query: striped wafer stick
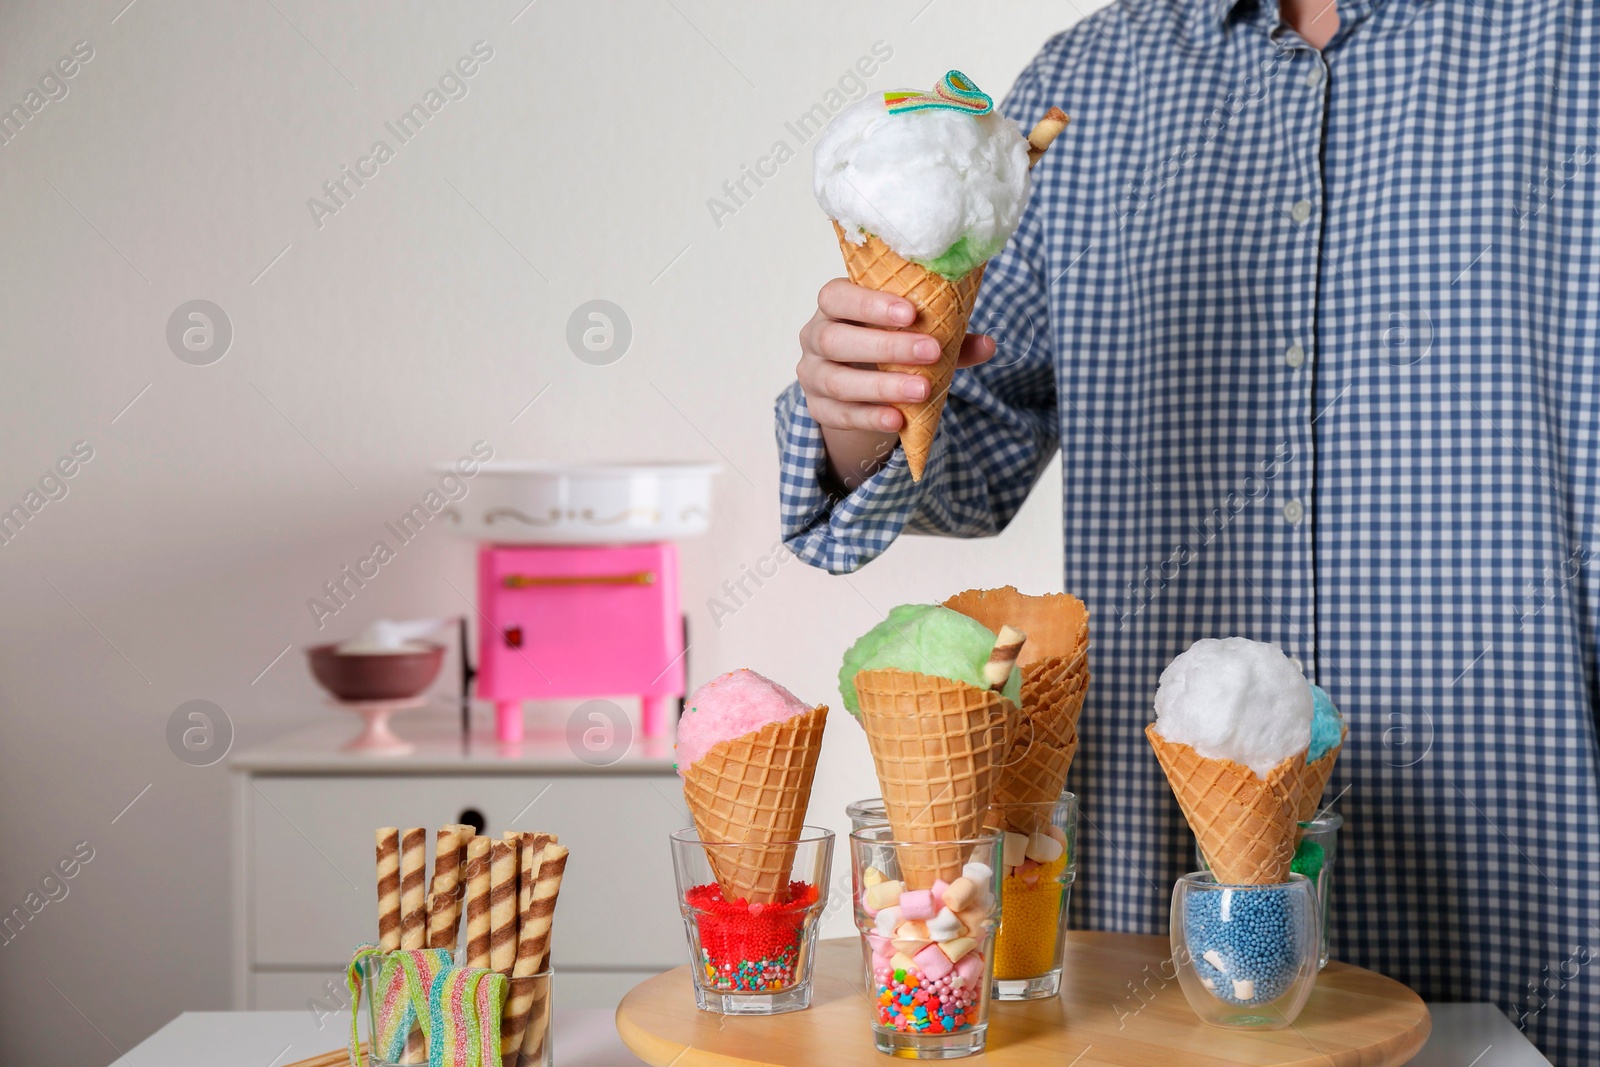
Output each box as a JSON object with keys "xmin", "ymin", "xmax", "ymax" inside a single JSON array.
[
  {"xmin": 399, "ymin": 827, "xmax": 427, "ymax": 950},
  {"xmin": 463, "ymin": 835, "xmax": 492, "ymax": 968},
  {"xmin": 985, "ymin": 625, "xmax": 1027, "ymax": 690},
  {"xmin": 375, "ymin": 828, "xmax": 401, "ymax": 950},
  {"xmin": 488, "ymin": 839, "xmax": 518, "ymax": 974},
  {"xmin": 500, "ymin": 833, "xmax": 552, "ymax": 1063},
  {"xmin": 426, "ymin": 826, "xmax": 464, "ymax": 951},
  {"xmin": 517, "ymin": 844, "xmax": 568, "ymax": 1064}
]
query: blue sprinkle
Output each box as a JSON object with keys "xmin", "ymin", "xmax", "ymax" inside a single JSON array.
[{"xmin": 1183, "ymin": 885, "xmax": 1309, "ymax": 1005}]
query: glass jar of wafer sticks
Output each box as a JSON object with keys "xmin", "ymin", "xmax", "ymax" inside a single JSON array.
[
  {"xmin": 984, "ymin": 793, "xmax": 1077, "ymax": 1000},
  {"xmin": 670, "ymin": 826, "xmax": 833, "ymax": 1015},
  {"xmin": 361, "ymin": 825, "xmax": 567, "ymax": 1065},
  {"xmin": 851, "ymin": 826, "xmax": 1003, "ymax": 1059}
]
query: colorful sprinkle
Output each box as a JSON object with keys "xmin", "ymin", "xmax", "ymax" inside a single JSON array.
[
  {"xmin": 689, "ymin": 880, "xmax": 818, "ymax": 992},
  {"xmin": 873, "ymin": 961, "xmax": 982, "ymax": 1033}
]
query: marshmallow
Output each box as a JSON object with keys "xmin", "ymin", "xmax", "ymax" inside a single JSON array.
[
  {"xmin": 874, "ymin": 905, "xmax": 903, "ymax": 937},
  {"xmin": 1232, "ymin": 978, "xmax": 1256, "ymax": 1001},
  {"xmin": 954, "ymin": 951, "xmax": 986, "ymax": 987},
  {"xmin": 860, "ymin": 888, "xmax": 879, "ymax": 918},
  {"xmin": 1203, "ymin": 949, "xmax": 1227, "ymax": 972},
  {"xmin": 955, "ymin": 906, "xmax": 989, "ymax": 935},
  {"xmin": 895, "ymin": 920, "xmax": 931, "ymax": 942},
  {"xmin": 1019, "ymin": 857, "xmax": 1039, "ymax": 875},
  {"xmin": 865, "ymin": 879, "xmax": 904, "ymax": 911},
  {"xmin": 1046, "ymin": 824, "xmax": 1068, "ymax": 846},
  {"xmin": 863, "ymin": 866, "xmax": 886, "ymax": 888},
  {"xmin": 941, "ymin": 877, "xmax": 978, "ymax": 912},
  {"xmin": 892, "ymin": 938, "xmax": 927, "ymax": 955},
  {"xmin": 890, "ymin": 951, "xmax": 917, "ymax": 972},
  {"xmin": 897, "ymin": 888, "xmax": 936, "ymax": 921},
  {"xmin": 1002, "ymin": 832, "xmax": 1028, "ymax": 868},
  {"xmin": 962, "ymin": 861, "xmax": 994, "ymax": 886},
  {"xmin": 926, "ymin": 907, "xmax": 962, "ymax": 941},
  {"xmin": 914, "ymin": 943, "xmax": 955, "ymax": 981},
  {"xmin": 1026, "ymin": 832, "xmax": 1064, "ymax": 864},
  {"xmin": 930, "ymin": 879, "xmax": 950, "ymax": 901},
  {"xmin": 868, "ymin": 932, "xmax": 892, "ymax": 958},
  {"xmin": 939, "ymin": 937, "xmax": 976, "ymax": 962}
]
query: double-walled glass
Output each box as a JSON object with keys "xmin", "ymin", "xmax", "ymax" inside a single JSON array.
[
  {"xmin": 1170, "ymin": 871, "xmax": 1319, "ymax": 1029},
  {"xmin": 669, "ymin": 826, "xmax": 833, "ymax": 1015},
  {"xmin": 984, "ymin": 794, "xmax": 1078, "ymax": 1000},
  {"xmin": 851, "ymin": 825, "xmax": 1003, "ymax": 1059}
]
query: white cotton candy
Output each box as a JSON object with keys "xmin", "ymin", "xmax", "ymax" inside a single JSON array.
[
  {"xmin": 1151, "ymin": 637, "xmax": 1312, "ymax": 776},
  {"xmin": 813, "ymin": 95, "xmax": 1031, "ymax": 267}
]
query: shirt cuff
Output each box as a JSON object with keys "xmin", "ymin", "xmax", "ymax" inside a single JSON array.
[{"xmin": 773, "ymin": 382, "xmax": 923, "ymax": 574}]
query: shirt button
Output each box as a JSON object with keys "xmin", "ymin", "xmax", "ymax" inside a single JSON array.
[
  {"xmin": 1291, "ymin": 200, "xmax": 1314, "ymax": 223},
  {"xmin": 1305, "ymin": 66, "xmax": 1324, "ymax": 88},
  {"xmin": 1285, "ymin": 344, "xmax": 1306, "ymax": 368},
  {"xmin": 1282, "ymin": 499, "xmax": 1305, "ymax": 524}
]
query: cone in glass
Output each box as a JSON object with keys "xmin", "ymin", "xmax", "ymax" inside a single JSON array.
[
  {"xmin": 854, "ymin": 668, "xmax": 1017, "ymax": 887},
  {"xmin": 681, "ymin": 705, "xmax": 828, "ymax": 904},
  {"xmin": 944, "ymin": 587, "xmax": 1090, "ymax": 831},
  {"xmin": 1145, "ymin": 725, "xmax": 1302, "ymax": 885},
  {"xmin": 1292, "ymin": 725, "xmax": 1347, "ymax": 826}
]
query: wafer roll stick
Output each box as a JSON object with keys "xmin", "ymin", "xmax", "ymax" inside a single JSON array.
[
  {"xmin": 1026, "ymin": 107, "xmax": 1070, "ymax": 167},
  {"xmin": 375, "ymin": 828, "xmax": 401, "ymax": 950},
  {"xmin": 399, "ymin": 828, "xmax": 427, "ymax": 950},
  {"xmin": 463, "ymin": 835, "xmax": 492, "ymax": 969},
  {"xmin": 517, "ymin": 978, "xmax": 553, "ymax": 1067},
  {"xmin": 489, "ymin": 840, "xmax": 518, "ymax": 974},
  {"xmin": 518, "ymin": 844, "xmax": 568, "ymax": 1063},
  {"xmin": 426, "ymin": 826, "xmax": 463, "ymax": 951},
  {"xmin": 514, "ymin": 834, "xmax": 552, "ymax": 976},
  {"xmin": 985, "ymin": 625, "xmax": 1027, "ymax": 690}
]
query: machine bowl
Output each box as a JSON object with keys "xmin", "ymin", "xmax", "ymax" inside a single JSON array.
[
  {"xmin": 306, "ymin": 643, "xmax": 446, "ymax": 702},
  {"xmin": 440, "ymin": 461, "xmax": 718, "ymax": 544}
]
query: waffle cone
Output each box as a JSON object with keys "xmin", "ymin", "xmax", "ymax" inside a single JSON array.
[
  {"xmin": 854, "ymin": 669, "xmax": 1017, "ymax": 887},
  {"xmin": 943, "ymin": 588, "xmax": 1091, "ymax": 823},
  {"xmin": 1145, "ymin": 726, "xmax": 1301, "ymax": 885},
  {"xmin": 1292, "ymin": 727, "xmax": 1346, "ymax": 825},
  {"xmin": 682, "ymin": 704, "xmax": 828, "ymax": 904},
  {"xmin": 832, "ymin": 222, "xmax": 986, "ymax": 481}
]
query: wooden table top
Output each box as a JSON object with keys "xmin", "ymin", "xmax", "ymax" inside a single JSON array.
[{"xmin": 615, "ymin": 933, "xmax": 1431, "ymax": 1067}]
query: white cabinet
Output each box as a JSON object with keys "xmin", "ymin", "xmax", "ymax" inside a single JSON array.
[{"xmin": 231, "ymin": 716, "xmax": 687, "ymax": 1012}]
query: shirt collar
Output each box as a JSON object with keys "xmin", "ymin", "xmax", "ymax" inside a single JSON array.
[{"xmin": 1211, "ymin": 0, "xmax": 1391, "ymax": 39}]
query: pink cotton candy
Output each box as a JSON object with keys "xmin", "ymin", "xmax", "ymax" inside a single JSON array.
[
  {"xmin": 675, "ymin": 668, "xmax": 813, "ymax": 775},
  {"xmin": 897, "ymin": 889, "xmax": 936, "ymax": 921},
  {"xmin": 914, "ymin": 944, "xmax": 955, "ymax": 981}
]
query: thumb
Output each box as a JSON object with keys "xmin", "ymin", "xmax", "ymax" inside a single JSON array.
[{"xmin": 955, "ymin": 333, "xmax": 996, "ymax": 368}]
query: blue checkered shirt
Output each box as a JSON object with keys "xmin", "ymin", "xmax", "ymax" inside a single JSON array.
[{"xmin": 775, "ymin": 0, "xmax": 1600, "ymax": 1059}]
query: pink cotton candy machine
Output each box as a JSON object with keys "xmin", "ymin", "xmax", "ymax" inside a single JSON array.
[{"xmin": 442, "ymin": 461, "xmax": 718, "ymax": 742}]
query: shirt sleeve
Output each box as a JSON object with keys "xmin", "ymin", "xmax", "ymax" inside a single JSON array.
[{"xmin": 773, "ymin": 66, "xmax": 1062, "ymax": 576}]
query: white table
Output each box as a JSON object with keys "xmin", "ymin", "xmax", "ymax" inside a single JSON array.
[
  {"xmin": 109, "ymin": 1009, "xmax": 636, "ymax": 1066},
  {"xmin": 111, "ymin": 1003, "xmax": 1547, "ymax": 1066}
]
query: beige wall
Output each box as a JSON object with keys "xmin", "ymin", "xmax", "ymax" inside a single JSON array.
[{"xmin": 0, "ymin": 1, "xmax": 1105, "ymax": 1062}]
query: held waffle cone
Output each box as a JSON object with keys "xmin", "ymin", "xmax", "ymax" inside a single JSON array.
[
  {"xmin": 1145, "ymin": 726, "xmax": 1302, "ymax": 885},
  {"xmin": 1292, "ymin": 726, "xmax": 1347, "ymax": 825},
  {"xmin": 944, "ymin": 588, "xmax": 1091, "ymax": 825},
  {"xmin": 833, "ymin": 221, "xmax": 985, "ymax": 481},
  {"xmin": 854, "ymin": 668, "xmax": 1017, "ymax": 887},
  {"xmin": 681, "ymin": 704, "xmax": 828, "ymax": 904}
]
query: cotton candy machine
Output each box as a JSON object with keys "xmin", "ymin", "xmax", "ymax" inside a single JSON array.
[{"xmin": 443, "ymin": 461, "xmax": 718, "ymax": 742}]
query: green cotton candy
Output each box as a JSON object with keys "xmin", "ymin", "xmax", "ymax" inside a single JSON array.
[
  {"xmin": 838, "ymin": 603, "xmax": 1021, "ymax": 718},
  {"xmin": 912, "ymin": 233, "xmax": 1004, "ymax": 282}
]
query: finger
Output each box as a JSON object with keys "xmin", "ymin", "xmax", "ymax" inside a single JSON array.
[
  {"xmin": 814, "ymin": 320, "xmax": 941, "ymax": 366},
  {"xmin": 818, "ymin": 279, "xmax": 916, "ymax": 328},
  {"xmin": 954, "ymin": 333, "xmax": 996, "ymax": 369},
  {"xmin": 808, "ymin": 394, "xmax": 905, "ymax": 434},
  {"xmin": 814, "ymin": 363, "xmax": 930, "ymax": 406}
]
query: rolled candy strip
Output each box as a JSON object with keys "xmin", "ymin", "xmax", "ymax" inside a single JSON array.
[
  {"xmin": 489, "ymin": 839, "xmax": 518, "ymax": 974},
  {"xmin": 426, "ymin": 826, "xmax": 463, "ymax": 951},
  {"xmin": 463, "ymin": 835, "xmax": 492, "ymax": 969},
  {"xmin": 399, "ymin": 828, "xmax": 427, "ymax": 950},
  {"xmin": 376, "ymin": 828, "xmax": 401, "ymax": 951},
  {"xmin": 985, "ymin": 625, "xmax": 1027, "ymax": 690}
]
